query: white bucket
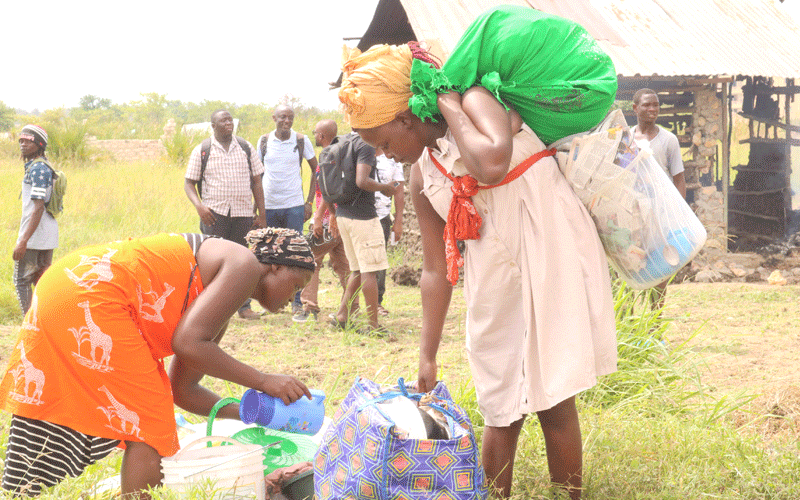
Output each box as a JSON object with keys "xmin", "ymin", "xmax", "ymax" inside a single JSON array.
[{"xmin": 161, "ymin": 435, "xmax": 266, "ymax": 499}]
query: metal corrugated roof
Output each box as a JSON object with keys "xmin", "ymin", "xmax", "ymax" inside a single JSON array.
[{"xmin": 392, "ymin": 0, "xmax": 800, "ymax": 78}]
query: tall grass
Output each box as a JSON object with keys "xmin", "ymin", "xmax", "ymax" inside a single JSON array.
[
  {"xmin": 0, "ymin": 139, "xmax": 18, "ymax": 162},
  {"xmin": 0, "ymin": 158, "xmax": 195, "ymax": 322}
]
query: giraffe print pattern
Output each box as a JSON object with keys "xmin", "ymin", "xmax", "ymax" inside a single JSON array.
[
  {"xmin": 64, "ymin": 249, "xmax": 117, "ymax": 290},
  {"xmin": 69, "ymin": 301, "xmax": 114, "ymax": 372},
  {"xmin": 97, "ymin": 385, "xmax": 141, "ymax": 438},
  {"xmin": 136, "ymin": 280, "xmax": 175, "ymax": 323},
  {"xmin": 8, "ymin": 341, "xmax": 45, "ymax": 405}
]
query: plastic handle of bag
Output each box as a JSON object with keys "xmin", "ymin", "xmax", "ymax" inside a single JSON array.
[
  {"xmin": 397, "ymin": 377, "xmax": 410, "ymax": 397},
  {"xmin": 356, "ymin": 390, "xmax": 424, "ymax": 412},
  {"xmin": 173, "ymin": 435, "xmax": 243, "ymax": 460},
  {"xmin": 206, "ymin": 397, "xmax": 241, "ymax": 443}
]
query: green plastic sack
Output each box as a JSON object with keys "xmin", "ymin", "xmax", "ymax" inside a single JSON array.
[{"xmin": 410, "ymin": 5, "xmax": 618, "ymax": 145}]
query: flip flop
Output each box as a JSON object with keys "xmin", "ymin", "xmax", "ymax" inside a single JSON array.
[{"xmin": 329, "ymin": 317, "xmax": 348, "ymax": 330}]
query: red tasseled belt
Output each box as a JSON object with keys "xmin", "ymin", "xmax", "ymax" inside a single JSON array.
[{"xmin": 428, "ymin": 147, "xmax": 557, "ymax": 285}]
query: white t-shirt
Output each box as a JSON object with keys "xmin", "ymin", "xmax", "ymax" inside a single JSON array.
[
  {"xmin": 373, "ymin": 154, "xmax": 405, "ymax": 219},
  {"xmin": 632, "ymin": 125, "xmax": 684, "ymax": 177},
  {"xmin": 259, "ymin": 130, "xmax": 315, "ymax": 209}
]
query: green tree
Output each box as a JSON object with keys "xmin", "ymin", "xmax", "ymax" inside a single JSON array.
[
  {"xmin": 79, "ymin": 94, "xmax": 112, "ymax": 111},
  {"xmin": 0, "ymin": 101, "xmax": 15, "ymax": 131}
]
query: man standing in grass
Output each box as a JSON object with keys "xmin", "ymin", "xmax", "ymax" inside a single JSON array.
[
  {"xmin": 320, "ymin": 132, "xmax": 396, "ymax": 336},
  {"xmin": 184, "ymin": 109, "xmax": 266, "ymax": 319},
  {"xmin": 257, "ymin": 104, "xmax": 318, "ymax": 316},
  {"xmin": 294, "ymin": 120, "xmax": 352, "ymax": 323},
  {"xmin": 13, "ymin": 125, "xmax": 58, "ymax": 316},
  {"xmin": 632, "ymin": 88, "xmax": 687, "ymax": 310}
]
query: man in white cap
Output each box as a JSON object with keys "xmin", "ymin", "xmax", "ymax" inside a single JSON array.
[{"xmin": 14, "ymin": 124, "xmax": 58, "ymax": 315}]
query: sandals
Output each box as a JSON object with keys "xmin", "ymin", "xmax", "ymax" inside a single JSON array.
[{"xmin": 329, "ymin": 317, "xmax": 348, "ymax": 330}]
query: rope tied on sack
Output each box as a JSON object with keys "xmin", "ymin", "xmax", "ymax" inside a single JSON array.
[{"xmin": 428, "ymin": 147, "xmax": 557, "ymax": 285}]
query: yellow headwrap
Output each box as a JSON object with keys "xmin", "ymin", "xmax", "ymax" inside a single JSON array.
[{"xmin": 339, "ymin": 44, "xmax": 414, "ymax": 129}]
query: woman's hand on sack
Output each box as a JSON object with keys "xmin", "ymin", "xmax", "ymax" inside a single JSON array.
[
  {"xmin": 418, "ymin": 358, "xmax": 438, "ymax": 393},
  {"xmin": 259, "ymin": 374, "xmax": 312, "ymax": 405}
]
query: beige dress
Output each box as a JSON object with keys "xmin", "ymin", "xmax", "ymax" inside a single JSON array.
[{"xmin": 420, "ymin": 125, "xmax": 617, "ymax": 426}]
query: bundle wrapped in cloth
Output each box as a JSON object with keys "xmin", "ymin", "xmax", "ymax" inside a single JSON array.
[
  {"xmin": 314, "ymin": 377, "xmax": 488, "ymax": 500},
  {"xmin": 552, "ymin": 110, "xmax": 707, "ymax": 289}
]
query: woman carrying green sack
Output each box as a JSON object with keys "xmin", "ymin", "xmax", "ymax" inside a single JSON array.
[
  {"xmin": 407, "ymin": 5, "xmax": 618, "ymax": 145},
  {"xmin": 339, "ymin": 5, "xmax": 618, "ymax": 499}
]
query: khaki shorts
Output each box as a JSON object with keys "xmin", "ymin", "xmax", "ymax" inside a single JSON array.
[{"xmin": 336, "ymin": 216, "xmax": 389, "ymax": 273}]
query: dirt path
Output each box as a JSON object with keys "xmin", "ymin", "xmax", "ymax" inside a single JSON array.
[{"xmin": 666, "ymin": 283, "xmax": 800, "ymax": 438}]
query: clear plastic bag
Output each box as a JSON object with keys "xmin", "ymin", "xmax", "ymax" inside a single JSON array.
[{"xmin": 554, "ymin": 110, "xmax": 707, "ymax": 289}]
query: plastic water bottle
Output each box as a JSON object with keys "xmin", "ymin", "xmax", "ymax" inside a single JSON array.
[{"xmin": 239, "ymin": 389, "xmax": 326, "ymax": 435}]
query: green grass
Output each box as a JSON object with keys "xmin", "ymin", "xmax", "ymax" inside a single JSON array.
[{"xmin": 1, "ymin": 157, "xmax": 799, "ymax": 499}]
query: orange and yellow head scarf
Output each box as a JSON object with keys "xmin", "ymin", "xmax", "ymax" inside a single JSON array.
[{"xmin": 339, "ymin": 44, "xmax": 414, "ymax": 129}]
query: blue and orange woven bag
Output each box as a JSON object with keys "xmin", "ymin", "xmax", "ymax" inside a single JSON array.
[{"xmin": 314, "ymin": 377, "xmax": 488, "ymax": 499}]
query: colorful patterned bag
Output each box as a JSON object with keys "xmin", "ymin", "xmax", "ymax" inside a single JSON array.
[{"xmin": 314, "ymin": 377, "xmax": 488, "ymax": 500}]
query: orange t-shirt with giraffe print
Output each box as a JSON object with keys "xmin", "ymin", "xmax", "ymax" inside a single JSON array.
[{"xmin": 0, "ymin": 233, "xmax": 204, "ymax": 457}]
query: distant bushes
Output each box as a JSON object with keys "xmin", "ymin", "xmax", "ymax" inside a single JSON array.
[
  {"xmin": 161, "ymin": 128, "xmax": 203, "ymax": 165},
  {"xmin": 46, "ymin": 118, "xmax": 93, "ymax": 163}
]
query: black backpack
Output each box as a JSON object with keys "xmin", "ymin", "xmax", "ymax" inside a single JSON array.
[
  {"xmin": 317, "ymin": 134, "xmax": 360, "ymax": 205},
  {"xmin": 198, "ymin": 137, "xmax": 253, "ymax": 198}
]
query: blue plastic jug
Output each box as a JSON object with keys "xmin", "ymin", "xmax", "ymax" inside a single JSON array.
[{"xmin": 239, "ymin": 389, "xmax": 326, "ymax": 435}]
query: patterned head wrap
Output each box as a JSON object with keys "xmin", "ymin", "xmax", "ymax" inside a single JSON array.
[
  {"xmin": 339, "ymin": 42, "xmax": 445, "ymax": 129},
  {"xmin": 19, "ymin": 124, "xmax": 48, "ymax": 151},
  {"xmin": 339, "ymin": 44, "xmax": 415, "ymax": 128},
  {"xmin": 246, "ymin": 228, "xmax": 315, "ymax": 271}
]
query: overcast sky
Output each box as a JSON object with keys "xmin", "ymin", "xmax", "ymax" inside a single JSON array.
[
  {"xmin": 5, "ymin": 0, "xmax": 800, "ymax": 114},
  {"xmin": 2, "ymin": 0, "xmax": 380, "ymax": 112}
]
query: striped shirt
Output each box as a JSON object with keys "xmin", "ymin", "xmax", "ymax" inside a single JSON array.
[
  {"xmin": 185, "ymin": 136, "xmax": 264, "ymax": 217},
  {"xmin": 180, "ymin": 232, "xmax": 217, "ymax": 256}
]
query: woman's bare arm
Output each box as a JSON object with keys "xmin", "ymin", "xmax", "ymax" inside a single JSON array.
[
  {"xmin": 170, "ymin": 239, "xmax": 309, "ymax": 413},
  {"xmin": 410, "ymin": 162, "xmax": 453, "ymax": 393},
  {"xmin": 437, "ymin": 87, "xmax": 522, "ymax": 185}
]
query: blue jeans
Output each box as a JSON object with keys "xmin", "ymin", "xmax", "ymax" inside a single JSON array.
[{"xmin": 264, "ymin": 205, "xmax": 305, "ymax": 307}]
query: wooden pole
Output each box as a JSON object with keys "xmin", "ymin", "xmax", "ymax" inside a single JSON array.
[
  {"xmin": 785, "ymin": 79, "xmax": 793, "ymax": 213},
  {"xmin": 722, "ymin": 81, "xmax": 730, "ymax": 246}
]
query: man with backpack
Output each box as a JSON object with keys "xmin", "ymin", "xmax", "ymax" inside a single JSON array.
[
  {"xmin": 13, "ymin": 125, "xmax": 58, "ymax": 316},
  {"xmin": 257, "ymin": 104, "xmax": 318, "ymax": 315},
  {"xmin": 314, "ymin": 127, "xmax": 396, "ymax": 336},
  {"xmin": 293, "ymin": 119, "xmax": 352, "ymax": 323},
  {"xmin": 184, "ymin": 109, "xmax": 266, "ymax": 319}
]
